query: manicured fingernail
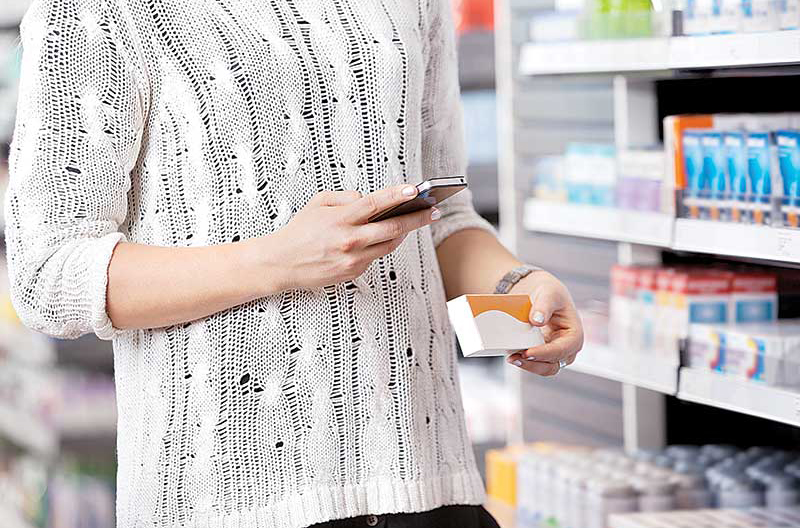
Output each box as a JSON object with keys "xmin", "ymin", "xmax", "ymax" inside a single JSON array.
[
  {"xmin": 402, "ymin": 186, "xmax": 416, "ymax": 197},
  {"xmin": 513, "ymin": 359, "xmax": 523, "ymax": 367},
  {"xmin": 525, "ymin": 356, "xmax": 537, "ymax": 361},
  {"xmin": 430, "ymin": 207, "xmax": 441, "ymax": 221},
  {"xmin": 533, "ymin": 311, "xmax": 545, "ymax": 324}
]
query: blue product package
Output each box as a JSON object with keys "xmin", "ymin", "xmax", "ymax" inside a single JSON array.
[
  {"xmin": 683, "ymin": 130, "xmax": 707, "ymax": 219},
  {"xmin": 724, "ymin": 131, "xmax": 750, "ymax": 223},
  {"xmin": 747, "ymin": 132, "xmax": 775, "ymax": 225},
  {"xmin": 777, "ymin": 130, "xmax": 800, "ymax": 228},
  {"xmin": 702, "ymin": 131, "xmax": 728, "ymax": 221}
]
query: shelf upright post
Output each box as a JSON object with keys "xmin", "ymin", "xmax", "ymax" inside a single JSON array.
[{"xmin": 613, "ymin": 75, "xmax": 658, "ymax": 150}]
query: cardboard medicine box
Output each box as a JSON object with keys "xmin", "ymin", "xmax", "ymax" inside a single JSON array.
[{"xmin": 447, "ymin": 294, "xmax": 544, "ymax": 357}]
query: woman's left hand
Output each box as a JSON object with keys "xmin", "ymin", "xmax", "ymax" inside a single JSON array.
[{"xmin": 505, "ymin": 270, "xmax": 584, "ymax": 376}]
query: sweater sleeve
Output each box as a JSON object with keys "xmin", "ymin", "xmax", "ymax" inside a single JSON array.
[
  {"xmin": 421, "ymin": 0, "xmax": 496, "ymax": 247},
  {"xmin": 5, "ymin": 0, "xmax": 146, "ymax": 340}
]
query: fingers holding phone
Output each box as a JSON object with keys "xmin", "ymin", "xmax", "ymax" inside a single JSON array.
[{"xmin": 272, "ymin": 180, "xmax": 459, "ymax": 290}]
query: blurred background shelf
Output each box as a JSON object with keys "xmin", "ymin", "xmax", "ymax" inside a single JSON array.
[
  {"xmin": 0, "ymin": 402, "xmax": 56, "ymax": 456},
  {"xmin": 570, "ymin": 343, "xmax": 679, "ymax": 395},
  {"xmin": 519, "ymin": 30, "xmax": 800, "ymax": 76},
  {"xmin": 678, "ymin": 367, "xmax": 800, "ymax": 428},
  {"xmin": 0, "ymin": 503, "xmax": 37, "ymax": 528},
  {"xmin": 522, "ymin": 199, "xmax": 674, "ymax": 246}
]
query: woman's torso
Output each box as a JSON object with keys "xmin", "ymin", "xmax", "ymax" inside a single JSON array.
[{"xmin": 103, "ymin": 1, "xmax": 481, "ymax": 526}]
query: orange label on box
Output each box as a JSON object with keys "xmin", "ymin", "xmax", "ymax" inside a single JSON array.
[{"xmin": 464, "ymin": 294, "xmax": 531, "ymax": 323}]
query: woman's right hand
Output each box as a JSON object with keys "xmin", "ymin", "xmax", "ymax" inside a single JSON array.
[{"xmin": 261, "ymin": 185, "xmax": 440, "ymax": 291}]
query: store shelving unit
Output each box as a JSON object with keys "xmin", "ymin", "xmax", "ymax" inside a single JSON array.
[
  {"xmin": 497, "ymin": 0, "xmax": 800, "ymax": 454},
  {"xmin": 519, "ymin": 30, "xmax": 800, "ymax": 75}
]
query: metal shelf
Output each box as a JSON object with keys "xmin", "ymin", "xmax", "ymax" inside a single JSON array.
[
  {"xmin": 523, "ymin": 199, "xmax": 674, "ymax": 246},
  {"xmin": 524, "ymin": 200, "xmax": 800, "ymax": 264},
  {"xmin": 571, "ymin": 350, "xmax": 800, "ymax": 427},
  {"xmin": 519, "ymin": 30, "xmax": 800, "ymax": 76},
  {"xmin": 571, "ymin": 343, "xmax": 679, "ymax": 395},
  {"xmin": 678, "ymin": 367, "xmax": 800, "ymax": 428},
  {"xmin": 673, "ymin": 219, "xmax": 800, "ymax": 264}
]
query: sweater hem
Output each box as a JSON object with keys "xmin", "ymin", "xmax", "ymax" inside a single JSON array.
[{"xmin": 177, "ymin": 470, "xmax": 486, "ymax": 528}]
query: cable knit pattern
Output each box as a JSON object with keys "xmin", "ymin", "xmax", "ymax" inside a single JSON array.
[{"xmin": 6, "ymin": 0, "xmax": 494, "ymax": 526}]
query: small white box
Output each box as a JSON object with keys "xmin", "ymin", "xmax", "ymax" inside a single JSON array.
[{"xmin": 447, "ymin": 294, "xmax": 545, "ymax": 357}]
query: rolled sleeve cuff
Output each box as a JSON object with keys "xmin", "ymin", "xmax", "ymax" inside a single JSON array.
[{"xmin": 88, "ymin": 232, "xmax": 126, "ymax": 340}]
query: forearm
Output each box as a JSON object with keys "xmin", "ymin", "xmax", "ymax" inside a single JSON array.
[
  {"xmin": 107, "ymin": 236, "xmax": 285, "ymax": 330},
  {"xmin": 436, "ymin": 228, "xmax": 522, "ymax": 299}
]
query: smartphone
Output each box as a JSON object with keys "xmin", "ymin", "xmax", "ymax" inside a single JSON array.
[{"xmin": 368, "ymin": 176, "xmax": 467, "ymax": 222}]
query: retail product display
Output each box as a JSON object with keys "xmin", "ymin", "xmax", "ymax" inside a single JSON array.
[
  {"xmin": 666, "ymin": 113, "xmax": 800, "ymax": 226},
  {"xmin": 506, "ymin": 443, "xmax": 800, "ymax": 528},
  {"xmin": 682, "ymin": 0, "xmax": 800, "ymax": 34},
  {"xmin": 688, "ymin": 320, "xmax": 800, "ymax": 386},
  {"xmin": 610, "ymin": 264, "xmax": 778, "ymax": 361},
  {"xmin": 531, "ymin": 144, "xmax": 670, "ymax": 213},
  {"xmin": 448, "ymin": 294, "xmax": 544, "ymax": 357}
]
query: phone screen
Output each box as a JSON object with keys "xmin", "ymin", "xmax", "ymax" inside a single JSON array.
[{"xmin": 368, "ymin": 178, "xmax": 467, "ymax": 222}]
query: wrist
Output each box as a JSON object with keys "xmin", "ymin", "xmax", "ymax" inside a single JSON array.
[{"xmin": 239, "ymin": 233, "xmax": 294, "ymax": 297}]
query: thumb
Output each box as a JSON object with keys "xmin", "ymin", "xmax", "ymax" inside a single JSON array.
[{"xmin": 528, "ymin": 287, "xmax": 561, "ymax": 327}]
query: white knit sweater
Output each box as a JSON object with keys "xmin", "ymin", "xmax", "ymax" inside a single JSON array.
[{"xmin": 6, "ymin": 0, "xmax": 495, "ymax": 526}]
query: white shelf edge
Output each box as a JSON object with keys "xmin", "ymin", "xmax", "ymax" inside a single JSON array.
[
  {"xmin": 519, "ymin": 30, "xmax": 800, "ymax": 76},
  {"xmin": 678, "ymin": 367, "xmax": 800, "ymax": 427},
  {"xmin": 523, "ymin": 199, "xmax": 674, "ymax": 246},
  {"xmin": 0, "ymin": 403, "xmax": 56, "ymax": 456},
  {"xmin": 673, "ymin": 219, "xmax": 800, "ymax": 264},
  {"xmin": 571, "ymin": 343, "xmax": 679, "ymax": 395}
]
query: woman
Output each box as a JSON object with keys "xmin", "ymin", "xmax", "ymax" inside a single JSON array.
[{"xmin": 6, "ymin": 0, "xmax": 583, "ymax": 526}]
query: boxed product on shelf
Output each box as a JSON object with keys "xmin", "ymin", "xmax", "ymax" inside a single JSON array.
[
  {"xmin": 732, "ymin": 272, "xmax": 778, "ymax": 323},
  {"xmin": 610, "ymin": 265, "xmax": 777, "ymax": 361},
  {"xmin": 564, "ymin": 143, "xmax": 617, "ymax": 206},
  {"xmin": 682, "ymin": 0, "xmax": 793, "ymax": 34},
  {"xmin": 531, "ymin": 155, "xmax": 567, "ymax": 202},
  {"xmin": 616, "ymin": 148, "xmax": 665, "ymax": 212},
  {"xmin": 747, "ymin": 131, "xmax": 781, "ymax": 225},
  {"xmin": 688, "ymin": 320, "xmax": 800, "ymax": 386},
  {"xmin": 779, "ymin": 0, "xmax": 800, "ymax": 29},
  {"xmin": 667, "ymin": 113, "xmax": 800, "ymax": 226},
  {"xmin": 610, "ymin": 264, "xmax": 648, "ymax": 353},
  {"xmin": 778, "ymin": 130, "xmax": 800, "ymax": 227},
  {"xmin": 725, "ymin": 130, "xmax": 751, "ymax": 222}
]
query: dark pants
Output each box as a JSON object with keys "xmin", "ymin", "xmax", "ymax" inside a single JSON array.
[{"xmin": 309, "ymin": 505, "xmax": 501, "ymax": 528}]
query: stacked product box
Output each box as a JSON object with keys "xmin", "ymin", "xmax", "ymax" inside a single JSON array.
[
  {"xmin": 512, "ymin": 443, "xmax": 800, "ymax": 528},
  {"xmin": 610, "ymin": 265, "xmax": 777, "ymax": 360},
  {"xmin": 688, "ymin": 320, "xmax": 800, "ymax": 386},
  {"xmin": 531, "ymin": 144, "xmax": 669, "ymax": 213},
  {"xmin": 665, "ymin": 113, "xmax": 800, "ymax": 227}
]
